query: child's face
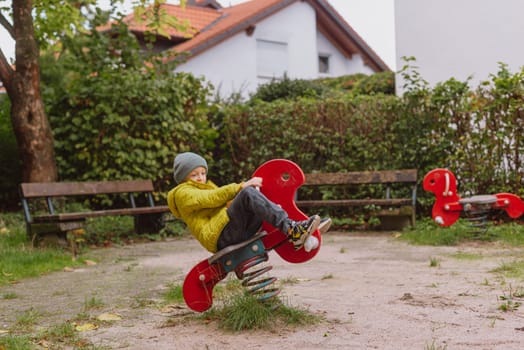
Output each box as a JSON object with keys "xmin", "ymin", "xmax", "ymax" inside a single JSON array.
[{"xmin": 186, "ymin": 166, "xmax": 207, "ymax": 184}]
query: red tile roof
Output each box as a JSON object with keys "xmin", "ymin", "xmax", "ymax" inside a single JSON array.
[
  {"xmin": 117, "ymin": 0, "xmax": 389, "ymax": 72},
  {"xmin": 116, "ymin": 5, "xmax": 222, "ymax": 39}
]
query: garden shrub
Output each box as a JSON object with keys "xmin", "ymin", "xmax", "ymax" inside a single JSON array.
[
  {"xmin": 249, "ymin": 74, "xmax": 328, "ymax": 103},
  {"xmin": 40, "ymin": 19, "xmax": 217, "ymax": 195},
  {"xmin": 213, "ymin": 62, "xmax": 524, "ymax": 219}
]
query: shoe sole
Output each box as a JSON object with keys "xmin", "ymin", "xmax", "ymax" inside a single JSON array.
[
  {"xmin": 294, "ymin": 215, "xmax": 320, "ymax": 250},
  {"xmin": 318, "ymin": 218, "xmax": 332, "ymax": 235}
]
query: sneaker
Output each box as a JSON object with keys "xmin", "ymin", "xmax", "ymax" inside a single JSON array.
[
  {"xmin": 288, "ymin": 215, "xmax": 320, "ymax": 250},
  {"xmin": 303, "ymin": 218, "xmax": 332, "ymax": 252},
  {"xmin": 318, "ymin": 217, "xmax": 332, "ymax": 235},
  {"xmin": 304, "ymin": 235, "xmax": 319, "ymax": 252}
]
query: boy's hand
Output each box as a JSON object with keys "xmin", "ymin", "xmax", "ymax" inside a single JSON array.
[{"xmin": 242, "ymin": 177, "xmax": 263, "ymax": 189}]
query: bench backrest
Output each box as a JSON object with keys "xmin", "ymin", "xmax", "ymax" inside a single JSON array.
[
  {"xmin": 20, "ymin": 180, "xmax": 155, "ymax": 198},
  {"xmin": 304, "ymin": 169, "xmax": 417, "ymax": 186}
]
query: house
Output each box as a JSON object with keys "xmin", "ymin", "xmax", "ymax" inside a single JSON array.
[
  {"xmin": 116, "ymin": 0, "xmax": 389, "ymax": 98},
  {"xmin": 395, "ymin": 0, "xmax": 524, "ymax": 93}
]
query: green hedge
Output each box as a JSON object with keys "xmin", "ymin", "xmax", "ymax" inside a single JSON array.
[
  {"xmin": 1, "ymin": 61, "xmax": 523, "ymax": 218},
  {"xmin": 210, "ymin": 64, "xmax": 523, "ymax": 217}
]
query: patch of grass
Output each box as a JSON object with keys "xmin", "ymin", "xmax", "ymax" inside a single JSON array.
[
  {"xmin": 487, "ymin": 222, "xmax": 524, "ymax": 246},
  {"xmin": 498, "ymin": 295, "xmax": 522, "ymax": 312},
  {"xmin": 0, "ymin": 212, "xmax": 187, "ymax": 287},
  {"xmin": 163, "ymin": 283, "xmax": 184, "ymax": 303},
  {"xmin": 202, "ymin": 292, "xmax": 321, "ymax": 332},
  {"xmin": 2, "ymin": 292, "xmax": 19, "ymax": 300},
  {"xmin": 449, "ymin": 251, "xmax": 484, "ymax": 260},
  {"xmin": 491, "ymin": 260, "xmax": 524, "ymax": 280},
  {"xmin": 83, "ymin": 296, "xmax": 105, "ymax": 311},
  {"xmin": 13, "ymin": 308, "xmax": 40, "ymax": 332},
  {"xmin": 0, "ymin": 213, "xmax": 83, "ymax": 286},
  {"xmin": 497, "ymin": 285, "xmax": 524, "ymax": 312},
  {"xmin": 132, "ymin": 295, "xmax": 156, "ymax": 308},
  {"xmin": 429, "ymin": 257, "xmax": 440, "ymax": 267},
  {"xmin": 279, "ymin": 276, "xmax": 300, "ymax": 285},
  {"xmin": 39, "ymin": 321, "xmax": 77, "ymax": 344},
  {"xmin": 212, "ymin": 277, "xmax": 244, "ymax": 298},
  {"xmin": 425, "ymin": 339, "xmax": 448, "ymax": 350},
  {"xmin": 498, "ymin": 298, "xmax": 521, "ymax": 312},
  {"xmin": 0, "ymin": 334, "xmax": 33, "ymax": 350},
  {"xmin": 2, "ymin": 321, "xmax": 104, "ymax": 350},
  {"xmin": 399, "ymin": 218, "xmax": 524, "ymax": 247}
]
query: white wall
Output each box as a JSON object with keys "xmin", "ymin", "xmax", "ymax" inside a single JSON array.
[
  {"xmin": 176, "ymin": 1, "xmax": 316, "ymax": 99},
  {"xmin": 177, "ymin": 1, "xmax": 377, "ymax": 99},
  {"xmin": 317, "ymin": 31, "xmax": 374, "ymax": 77},
  {"xmin": 395, "ymin": 0, "xmax": 524, "ymax": 93}
]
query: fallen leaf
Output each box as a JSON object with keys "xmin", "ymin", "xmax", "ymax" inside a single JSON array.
[
  {"xmin": 159, "ymin": 305, "xmax": 184, "ymax": 313},
  {"xmin": 63, "ymin": 267, "xmax": 75, "ymax": 272},
  {"xmin": 84, "ymin": 260, "xmax": 97, "ymax": 266},
  {"xmin": 75, "ymin": 323, "xmax": 98, "ymax": 332},
  {"xmin": 97, "ymin": 312, "xmax": 122, "ymax": 321},
  {"xmin": 159, "ymin": 306, "xmax": 174, "ymax": 313},
  {"xmin": 71, "ymin": 228, "xmax": 86, "ymax": 236},
  {"xmin": 0, "ymin": 329, "xmax": 9, "ymax": 334},
  {"xmin": 37, "ymin": 339, "xmax": 51, "ymax": 348},
  {"xmin": 0, "ymin": 227, "xmax": 9, "ymax": 234}
]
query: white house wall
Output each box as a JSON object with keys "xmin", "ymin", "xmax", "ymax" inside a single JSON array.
[
  {"xmin": 176, "ymin": 1, "xmax": 378, "ymax": 99},
  {"xmin": 317, "ymin": 31, "xmax": 374, "ymax": 76},
  {"xmin": 395, "ymin": 0, "xmax": 524, "ymax": 93}
]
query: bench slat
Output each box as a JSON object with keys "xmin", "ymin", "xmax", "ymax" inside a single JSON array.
[
  {"xmin": 32, "ymin": 205, "xmax": 170, "ymax": 223},
  {"xmin": 304, "ymin": 169, "xmax": 417, "ymax": 186},
  {"xmin": 297, "ymin": 198, "xmax": 412, "ymax": 208},
  {"xmin": 20, "ymin": 180, "xmax": 155, "ymax": 198}
]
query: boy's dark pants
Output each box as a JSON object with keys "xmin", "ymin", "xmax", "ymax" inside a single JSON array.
[{"xmin": 217, "ymin": 187, "xmax": 290, "ymax": 250}]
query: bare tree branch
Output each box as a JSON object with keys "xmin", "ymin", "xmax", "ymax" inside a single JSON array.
[
  {"xmin": 0, "ymin": 46, "xmax": 14, "ymax": 93},
  {"xmin": 0, "ymin": 11, "xmax": 14, "ymax": 38}
]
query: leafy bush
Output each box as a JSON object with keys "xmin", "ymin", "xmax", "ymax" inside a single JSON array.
[
  {"xmin": 314, "ymin": 71, "xmax": 395, "ymax": 95},
  {"xmin": 214, "ymin": 94, "xmax": 412, "ymax": 181},
  {"xmin": 249, "ymin": 74, "xmax": 328, "ymax": 102},
  {"xmin": 211, "ymin": 61, "xmax": 524, "ymax": 220}
]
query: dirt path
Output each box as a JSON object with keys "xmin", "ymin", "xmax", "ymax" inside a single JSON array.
[{"xmin": 2, "ymin": 232, "xmax": 524, "ymax": 349}]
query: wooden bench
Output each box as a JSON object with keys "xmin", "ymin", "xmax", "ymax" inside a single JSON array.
[
  {"xmin": 19, "ymin": 180, "xmax": 170, "ymax": 243},
  {"xmin": 296, "ymin": 169, "xmax": 418, "ymax": 228}
]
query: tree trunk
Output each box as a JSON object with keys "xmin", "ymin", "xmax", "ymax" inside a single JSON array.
[{"xmin": 8, "ymin": 0, "xmax": 57, "ymax": 182}]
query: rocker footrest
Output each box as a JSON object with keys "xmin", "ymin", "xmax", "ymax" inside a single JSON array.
[{"xmin": 208, "ymin": 231, "xmax": 267, "ymax": 273}]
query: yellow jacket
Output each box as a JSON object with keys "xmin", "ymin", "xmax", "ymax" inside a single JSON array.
[{"xmin": 167, "ymin": 180, "xmax": 242, "ymax": 253}]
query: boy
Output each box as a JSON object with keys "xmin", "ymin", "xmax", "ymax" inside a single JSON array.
[{"xmin": 167, "ymin": 152, "xmax": 327, "ymax": 254}]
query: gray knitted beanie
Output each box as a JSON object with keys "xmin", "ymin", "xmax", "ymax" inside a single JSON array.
[{"xmin": 173, "ymin": 152, "xmax": 208, "ymax": 184}]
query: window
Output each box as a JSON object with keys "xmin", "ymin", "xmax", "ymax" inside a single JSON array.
[
  {"xmin": 256, "ymin": 39, "xmax": 288, "ymax": 79},
  {"xmin": 318, "ymin": 54, "xmax": 330, "ymax": 73}
]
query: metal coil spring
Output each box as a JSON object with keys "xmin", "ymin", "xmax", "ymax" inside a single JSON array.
[
  {"xmin": 463, "ymin": 204, "xmax": 491, "ymax": 237},
  {"xmin": 234, "ymin": 253, "xmax": 280, "ymax": 302}
]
